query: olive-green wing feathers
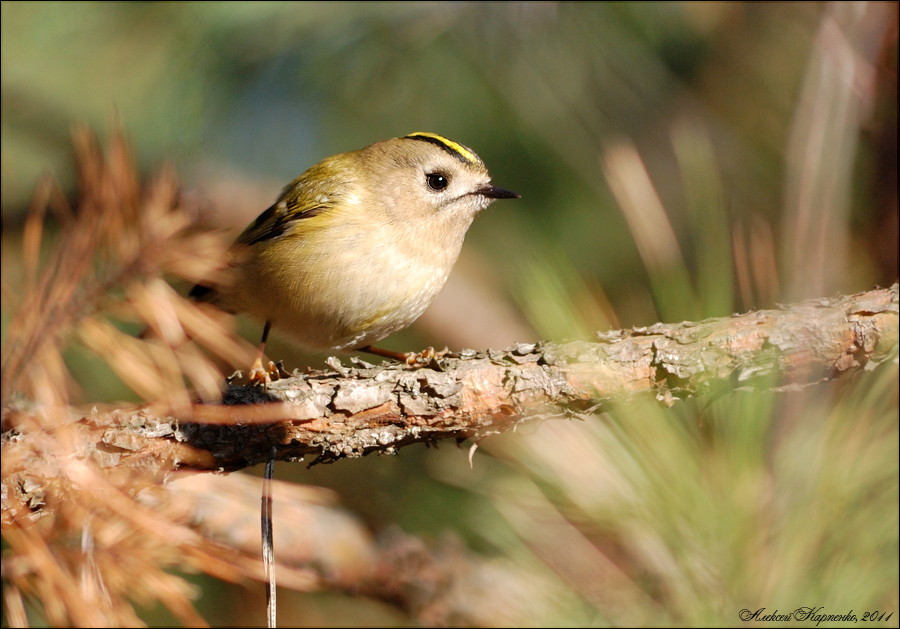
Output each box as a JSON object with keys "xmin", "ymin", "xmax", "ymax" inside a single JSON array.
[
  {"xmin": 189, "ymin": 182, "xmax": 331, "ymax": 301},
  {"xmin": 235, "ymin": 199, "xmax": 329, "ymax": 247}
]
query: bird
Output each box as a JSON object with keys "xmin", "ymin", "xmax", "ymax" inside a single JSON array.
[{"xmin": 190, "ymin": 132, "xmax": 519, "ymax": 382}]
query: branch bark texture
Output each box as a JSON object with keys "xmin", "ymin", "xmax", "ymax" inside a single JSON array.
[{"xmin": 3, "ymin": 285, "xmax": 897, "ymax": 511}]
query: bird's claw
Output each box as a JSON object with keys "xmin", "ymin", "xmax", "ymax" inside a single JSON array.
[
  {"xmin": 403, "ymin": 346, "xmax": 450, "ymax": 366},
  {"xmin": 248, "ymin": 359, "xmax": 289, "ymax": 387}
]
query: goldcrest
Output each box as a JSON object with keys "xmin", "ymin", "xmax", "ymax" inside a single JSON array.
[{"xmin": 192, "ymin": 133, "xmax": 518, "ymax": 362}]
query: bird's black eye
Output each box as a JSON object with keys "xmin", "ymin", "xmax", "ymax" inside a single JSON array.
[{"xmin": 426, "ymin": 173, "xmax": 449, "ymax": 191}]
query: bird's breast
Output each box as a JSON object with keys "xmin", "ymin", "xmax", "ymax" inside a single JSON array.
[{"xmin": 239, "ymin": 220, "xmax": 463, "ymax": 351}]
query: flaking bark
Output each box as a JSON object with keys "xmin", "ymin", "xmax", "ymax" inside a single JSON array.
[{"xmin": 2, "ymin": 284, "xmax": 897, "ymax": 523}]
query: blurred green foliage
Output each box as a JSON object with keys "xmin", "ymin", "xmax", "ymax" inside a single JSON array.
[{"xmin": 3, "ymin": 2, "xmax": 897, "ymax": 626}]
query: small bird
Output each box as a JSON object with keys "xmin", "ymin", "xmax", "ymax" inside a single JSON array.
[{"xmin": 191, "ymin": 132, "xmax": 518, "ymax": 380}]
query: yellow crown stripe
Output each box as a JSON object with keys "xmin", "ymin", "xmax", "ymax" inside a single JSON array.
[{"xmin": 403, "ymin": 132, "xmax": 480, "ymax": 165}]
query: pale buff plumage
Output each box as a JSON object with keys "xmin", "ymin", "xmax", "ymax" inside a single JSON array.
[{"xmin": 193, "ymin": 133, "xmax": 518, "ymax": 354}]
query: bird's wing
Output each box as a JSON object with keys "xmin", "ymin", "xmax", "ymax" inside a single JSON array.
[{"xmin": 234, "ymin": 199, "xmax": 329, "ymax": 247}]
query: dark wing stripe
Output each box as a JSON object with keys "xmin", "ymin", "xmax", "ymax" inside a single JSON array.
[{"xmin": 236, "ymin": 204, "xmax": 328, "ymax": 247}]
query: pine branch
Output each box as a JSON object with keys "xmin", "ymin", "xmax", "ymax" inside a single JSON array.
[{"xmin": 3, "ymin": 285, "xmax": 896, "ymax": 518}]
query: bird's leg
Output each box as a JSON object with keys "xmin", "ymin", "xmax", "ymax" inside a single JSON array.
[
  {"xmin": 248, "ymin": 320, "xmax": 273, "ymax": 387},
  {"xmin": 358, "ymin": 345, "xmax": 408, "ymax": 362},
  {"xmin": 359, "ymin": 345, "xmax": 449, "ymax": 366}
]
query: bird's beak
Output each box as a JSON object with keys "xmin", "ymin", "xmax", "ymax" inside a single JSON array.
[{"xmin": 478, "ymin": 184, "xmax": 520, "ymax": 200}]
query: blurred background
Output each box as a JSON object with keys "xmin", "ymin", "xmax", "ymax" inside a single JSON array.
[{"xmin": 2, "ymin": 2, "xmax": 897, "ymax": 626}]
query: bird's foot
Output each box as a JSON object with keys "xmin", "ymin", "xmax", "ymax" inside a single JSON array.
[
  {"xmin": 359, "ymin": 345, "xmax": 451, "ymax": 367},
  {"xmin": 248, "ymin": 359, "xmax": 290, "ymax": 387},
  {"xmin": 403, "ymin": 346, "xmax": 451, "ymax": 366}
]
